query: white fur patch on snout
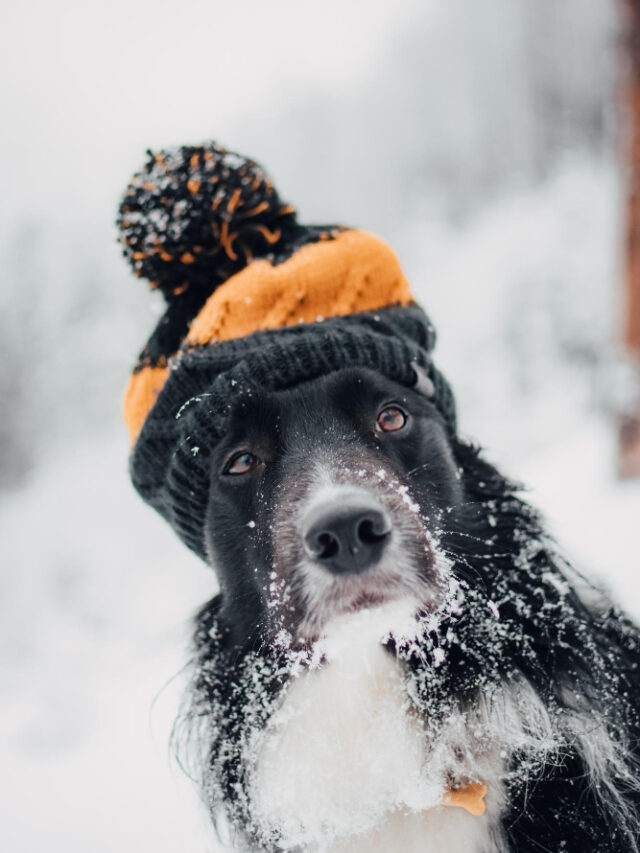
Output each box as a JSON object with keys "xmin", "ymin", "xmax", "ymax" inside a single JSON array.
[
  {"xmin": 300, "ymin": 482, "xmax": 390, "ymax": 532},
  {"xmin": 291, "ymin": 475, "xmax": 446, "ymax": 638}
]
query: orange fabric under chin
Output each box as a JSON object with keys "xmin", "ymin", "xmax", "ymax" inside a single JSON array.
[
  {"xmin": 440, "ymin": 780, "xmax": 487, "ymax": 816},
  {"xmin": 123, "ymin": 229, "xmax": 414, "ymax": 446}
]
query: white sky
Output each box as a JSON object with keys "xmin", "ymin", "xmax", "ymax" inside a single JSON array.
[{"xmin": 1, "ymin": 0, "xmax": 426, "ymax": 223}]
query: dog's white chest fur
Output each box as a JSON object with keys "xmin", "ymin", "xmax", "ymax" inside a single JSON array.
[{"xmin": 252, "ymin": 603, "xmax": 497, "ymax": 852}]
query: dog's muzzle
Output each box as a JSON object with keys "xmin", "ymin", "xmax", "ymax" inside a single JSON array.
[{"xmin": 302, "ymin": 496, "xmax": 392, "ymax": 575}]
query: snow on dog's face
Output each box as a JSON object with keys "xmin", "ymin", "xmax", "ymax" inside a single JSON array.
[{"xmin": 204, "ymin": 367, "xmax": 461, "ymax": 644}]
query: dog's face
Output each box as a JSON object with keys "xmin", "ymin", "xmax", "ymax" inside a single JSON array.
[
  {"xmin": 195, "ymin": 369, "xmax": 640, "ymax": 853},
  {"xmin": 205, "ymin": 367, "xmax": 463, "ymax": 644}
]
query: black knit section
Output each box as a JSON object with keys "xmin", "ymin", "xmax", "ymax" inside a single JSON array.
[{"xmin": 129, "ymin": 304, "xmax": 455, "ymax": 560}]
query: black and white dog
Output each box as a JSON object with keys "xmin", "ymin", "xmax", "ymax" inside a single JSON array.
[{"xmin": 179, "ymin": 365, "xmax": 640, "ymax": 852}]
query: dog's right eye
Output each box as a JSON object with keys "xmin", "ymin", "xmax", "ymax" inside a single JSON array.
[{"xmin": 223, "ymin": 451, "xmax": 260, "ymax": 476}]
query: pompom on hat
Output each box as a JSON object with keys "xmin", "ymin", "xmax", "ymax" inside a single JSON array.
[{"xmin": 119, "ymin": 142, "xmax": 456, "ymax": 560}]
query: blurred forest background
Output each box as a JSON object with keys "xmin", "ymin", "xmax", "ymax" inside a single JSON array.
[{"xmin": 2, "ymin": 1, "xmax": 639, "ymax": 851}]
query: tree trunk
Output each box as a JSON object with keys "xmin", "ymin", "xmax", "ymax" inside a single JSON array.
[{"xmin": 619, "ymin": 0, "xmax": 640, "ymax": 478}]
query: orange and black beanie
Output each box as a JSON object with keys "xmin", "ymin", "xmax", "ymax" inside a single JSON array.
[{"xmin": 118, "ymin": 142, "xmax": 456, "ymax": 559}]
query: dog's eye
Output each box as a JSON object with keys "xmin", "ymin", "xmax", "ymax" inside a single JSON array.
[
  {"xmin": 377, "ymin": 406, "xmax": 407, "ymax": 433},
  {"xmin": 224, "ymin": 451, "xmax": 260, "ymax": 476}
]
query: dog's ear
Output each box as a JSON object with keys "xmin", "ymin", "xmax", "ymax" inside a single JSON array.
[{"xmin": 411, "ymin": 362, "xmax": 436, "ymax": 399}]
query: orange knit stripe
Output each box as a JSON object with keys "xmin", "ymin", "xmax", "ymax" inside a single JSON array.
[
  {"xmin": 185, "ymin": 230, "xmax": 413, "ymax": 346},
  {"xmin": 123, "ymin": 365, "xmax": 170, "ymax": 446}
]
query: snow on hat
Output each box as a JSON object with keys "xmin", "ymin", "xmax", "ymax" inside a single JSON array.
[{"xmin": 118, "ymin": 142, "xmax": 456, "ymax": 559}]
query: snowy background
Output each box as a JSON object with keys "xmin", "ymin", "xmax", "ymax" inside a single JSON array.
[{"xmin": 2, "ymin": 0, "xmax": 640, "ymax": 850}]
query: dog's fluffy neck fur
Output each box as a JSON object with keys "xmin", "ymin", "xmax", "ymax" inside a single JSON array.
[
  {"xmin": 181, "ymin": 438, "xmax": 640, "ymax": 853},
  {"xmin": 252, "ymin": 600, "xmax": 505, "ymax": 853}
]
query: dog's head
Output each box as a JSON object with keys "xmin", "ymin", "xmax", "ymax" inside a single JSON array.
[{"xmin": 204, "ymin": 366, "xmax": 463, "ymax": 643}]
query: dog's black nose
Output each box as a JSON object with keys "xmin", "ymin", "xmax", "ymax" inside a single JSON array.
[{"xmin": 303, "ymin": 498, "xmax": 392, "ymax": 574}]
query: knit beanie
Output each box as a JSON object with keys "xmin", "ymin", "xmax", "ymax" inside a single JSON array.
[{"xmin": 118, "ymin": 142, "xmax": 456, "ymax": 560}]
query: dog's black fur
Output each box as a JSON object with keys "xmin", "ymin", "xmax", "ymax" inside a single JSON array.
[{"xmin": 181, "ymin": 367, "xmax": 640, "ymax": 852}]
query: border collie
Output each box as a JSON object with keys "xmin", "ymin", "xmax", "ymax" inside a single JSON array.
[{"xmin": 177, "ymin": 365, "xmax": 640, "ymax": 852}]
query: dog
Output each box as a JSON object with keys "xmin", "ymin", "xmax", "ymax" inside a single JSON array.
[
  {"xmin": 117, "ymin": 141, "xmax": 640, "ymax": 852},
  {"xmin": 177, "ymin": 364, "xmax": 640, "ymax": 853}
]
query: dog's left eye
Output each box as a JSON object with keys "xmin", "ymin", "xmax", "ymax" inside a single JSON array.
[
  {"xmin": 377, "ymin": 405, "xmax": 407, "ymax": 433},
  {"xmin": 224, "ymin": 451, "xmax": 260, "ymax": 476}
]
